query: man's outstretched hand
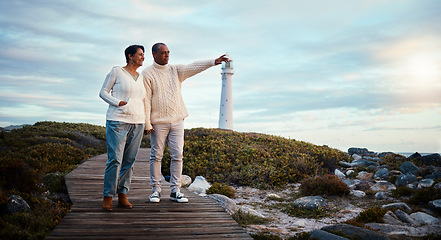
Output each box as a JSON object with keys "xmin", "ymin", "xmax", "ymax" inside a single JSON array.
[{"xmin": 215, "ymin": 54, "xmax": 229, "ymax": 65}]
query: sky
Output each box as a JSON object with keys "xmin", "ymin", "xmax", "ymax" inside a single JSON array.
[{"xmin": 0, "ymin": 0, "xmax": 440, "ymax": 154}]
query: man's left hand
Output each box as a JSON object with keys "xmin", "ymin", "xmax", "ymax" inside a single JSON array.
[{"xmin": 215, "ymin": 54, "xmax": 229, "ymax": 65}]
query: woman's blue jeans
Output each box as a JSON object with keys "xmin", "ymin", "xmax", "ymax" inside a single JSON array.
[{"xmin": 103, "ymin": 120, "xmax": 144, "ymax": 197}]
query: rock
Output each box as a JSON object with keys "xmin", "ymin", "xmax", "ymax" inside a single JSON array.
[
  {"xmin": 428, "ymin": 199, "xmax": 441, "ymax": 212},
  {"xmin": 362, "ymin": 156, "xmax": 382, "ymax": 162},
  {"xmin": 348, "ymin": 147, "xmax": 370, "ymax": 156},
  {"xmin": 181, "ymin": 175, "xmax": 192, "ymax": 187},
  {"xmin": 390, "ymin": 170, "xmax": 402, "ymax": 176},
  {"xmin": 425, "ymin": 169, "xmax": 441, "ymax": 180},
  {"xmin": 350, "ymin": 190, "xmax": 365, "ymax": 198},
  {"xmin": 239, "ymin": 205, "xmax": 265, "ymax": 218},
  {"xmin": 418, "ymin": 178, "xmax": 434, "ymax": 188},
  {"xmin": 266, "ymin": 193, "xmax": 281, "ymax": 199},
  {"xmin": 310, "ymin": 229, "xmax": 350, "ymax": 240},
  {"xmin": 352, "ymin": 154, "xmax": 362, "ymax": 160},
  {"xmin": 354, "ymin": 180, "xmax": 373, "ymax": 191},
  {"xmin": 335, "ymin": 169, "xmax": 346, "ymax": 179},
  {"xmin": 434, "ymin": 182, "xmax": 441, "ymax": 190},
  {"xmin": 383, "ymin": 211, "xmax": 404, "ymax": 225},
  {"xmin": 365, "ymin": 223, "xmax": 421, "ymax": 236},
  {"xmin": 188, "ymin": 176, "xmax": 211, "ymax": 194},
  {"xmin": 356, "ymin": 171, "xmax": 374, "ymax": 181},
  {"xmin": 293, "ymin": 196, "xmax": 328, "ymax": 210},
  {"xmin": 408, "ymin": 152, "xmax": 422, "ymax": 159},
  {"xmin": 340, "ymin": 161, "xmax": 353, "ymax": 168},
  {"xmin": 420, "ymin": 153, "xmax": 441, "ymax": 166},
  {"xmin": 375, "ymin": 192, "xmax": 387, "ymax": 200},
  {"xmin": 6, "ymin": 195, "xmax": 31, "ymax": 214},
  {"xmin": 395, "ymin": 209, "xmax": 417, "ymax": 225},
  {"xmin": 410, "ymin": 212, "xmax": 438, "ymax": 225},
  {"xmin": 395, "ymin": 174, "xmax": 418, "ymax": 187},
  {"xmin": 400, "ymin": 161, "xmax": 419, "ymax": 176},
  {"xmin": 369, "ymin": 181, "xmax": 396, "ymax": 192},
  {"xmin": 342, "ymin": 179, "xmax": 359, "ymax": 190},
  {"xmin": 351, "ymin": 159, "xmax": 379, "ymax": 168},
  {"xmin": 321, "ymin": 223, "xmax": 389, "ymax": 240},
  {"xmin": 374, "ymin": 168, "xmax": 390, "ymax": 180},
  {"xmin": 206, "ymin": 194, "xmax": 238, "ymax": 215},
  {"xmin": 382, "ymin": 202, "xmax": 411, "ymax": 211},
  {"xmin": 346, "ymin": 169, "xmax": 355, "ymax": 176},
  {"xmin": 379, "ymin": 152, "xmax": 394, "ymax": 158}
]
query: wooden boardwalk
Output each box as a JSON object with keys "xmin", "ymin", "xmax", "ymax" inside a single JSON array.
[{"xmin": 48, "ymin": 148, "xmax": 252, "ymax": 239}]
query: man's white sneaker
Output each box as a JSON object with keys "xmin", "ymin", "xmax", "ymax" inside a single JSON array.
[
  {"xmin": 169, "ymin": 192, "xmax": 188, "ymax": 203},
  {"xmin": 149, "ymin": 191, "xmax": 161, "ymax": 203}
]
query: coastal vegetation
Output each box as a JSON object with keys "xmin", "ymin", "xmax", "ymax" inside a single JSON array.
[{"xmin": 0, "ymin": 121, "xmax": 349, "ymax": 239}]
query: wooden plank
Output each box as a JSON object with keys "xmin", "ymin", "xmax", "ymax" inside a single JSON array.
[{"xmin": 48, "ymin": 148, "xmax": 252, "ymax": 239}]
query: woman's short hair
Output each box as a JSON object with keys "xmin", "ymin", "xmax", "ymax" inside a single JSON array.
[{"xmin": 125, "ymin": 45, "xmax": 145, "ymax": 63}]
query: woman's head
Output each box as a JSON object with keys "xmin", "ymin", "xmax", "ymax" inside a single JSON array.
[{"xmin": 125, "ymin": 45, "xmax": 145, "ymax": 64}]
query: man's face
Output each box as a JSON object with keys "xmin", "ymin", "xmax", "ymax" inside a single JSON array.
[{"xmin": 153, "ymin": 45, "xmax": 169, "ymax": 65}]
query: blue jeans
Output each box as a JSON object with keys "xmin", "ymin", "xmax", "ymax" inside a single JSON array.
[{"xmin": 103, "ymin": 120, "xmax": 144, "ymax": 197}]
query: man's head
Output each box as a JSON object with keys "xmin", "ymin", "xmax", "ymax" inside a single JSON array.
[{"xmin": 152, "ymin": 43, "xmax": 169, "ymax": 65}]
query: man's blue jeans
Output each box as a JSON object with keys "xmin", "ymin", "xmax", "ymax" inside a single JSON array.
[{"xmin": 103, "ymin": 120, "xmax": 144, "ymax": 197}]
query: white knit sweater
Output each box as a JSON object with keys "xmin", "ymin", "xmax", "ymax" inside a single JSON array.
[
  {"xmin": 142, "ymin": 60, "xmax": 216, "ymax": 129},
  {"xmin": 99, "ymin": 66, "xmax": 146, "ymax": 124}
]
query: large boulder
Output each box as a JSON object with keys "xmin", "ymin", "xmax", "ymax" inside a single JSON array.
[
  {"xmin": 395, "ymin": 174, "xmax": 418, "ymax": 187},
  {"xmin": 374, "ymin": 168, "xmax": 390, "ymax": 180},
  {"xmin": 394, "ymin": 209, "xmax": 417, "ymax": 225},
  {"xmin": 321, "ymin": 224, "xmax": 389, "ymax": 240},
  {"xmin": 351, "ymin": 159, "xmax": 379, "ymax": 168},
  {"xmin": 428, "ymin": 199, "xmax": 441, "ymax": 212},
  {"xmin": 418, "ymin": 178, "xmax": 434, "ymax": 188},
  {"xmin": 348, "ymin": 147, "xmax": 370, "ymax": 156},
  {"xmin": 206, "ymin": 194, "xmax": 238, "ymax": 215},
  {"xmin": 410, "ymin": 212, "xmax": 439, "ymax": 225},
  {"xmin": 188, "ymin": 176, "xmax": 211, "ymax": 194},
  {"xmin": 6, "ymin": 195, "xmax": 31, "ymax": 214},
  {"xmin": 370, "ymin": 181, "xmax": 396, "ymax": 192},
  {"xmin": 400, "ymin": 161, "xmax": 419, "ymax": 176},
  {"xmin": 293, "ymin": 196, "xmax": 328, "ymax": 210},
  {"xmin": 382, "ymin": 202, "xmax": 411, "ymax": 211},
  {"xmin": 420, "ymin": 153, "xmax": 441, "ymax": 166}
]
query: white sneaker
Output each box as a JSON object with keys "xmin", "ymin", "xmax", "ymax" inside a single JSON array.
[
  {"xmin": 149, "ymin": 191, "xmax": 161, "ymax": 203},
  {"xmin": 169, "ymin": 191, "xmax": 188, "ymax": 203}
]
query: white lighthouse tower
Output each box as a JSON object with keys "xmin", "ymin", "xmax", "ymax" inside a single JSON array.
[{"xmin": 218, "ymin": 55, "xmax": 233, "ymax": 130}]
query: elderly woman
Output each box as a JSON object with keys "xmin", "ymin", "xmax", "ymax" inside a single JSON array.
[{"xmin": 99, "ymin": 45, "xmax": 146, "ymax": 211}]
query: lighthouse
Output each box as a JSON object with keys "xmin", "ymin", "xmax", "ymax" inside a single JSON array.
[{"xmin": 218, "ymin": 55, "xmax": 233, "ymax": 130}]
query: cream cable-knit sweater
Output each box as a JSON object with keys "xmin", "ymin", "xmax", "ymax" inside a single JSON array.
[
  {"xmin": 99, "ymin": 66, "xmax": 146, "ymax": 124},
  {"xmin": 142, "ymin": 60, "xmax": 216, "ymax": 129}
]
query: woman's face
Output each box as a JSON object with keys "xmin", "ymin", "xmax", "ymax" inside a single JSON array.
[{"xmin": 131, "ymin": 48, "xmax": 145, "ymax": 67}]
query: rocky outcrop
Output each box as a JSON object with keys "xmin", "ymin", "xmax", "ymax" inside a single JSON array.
[{"xmin": 6, "ymin": 195, "xmax": 31, "ymax": 214}]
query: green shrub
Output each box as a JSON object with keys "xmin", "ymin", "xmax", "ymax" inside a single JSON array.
[
  {"xmin": 176, "ymin": 128, "xmax": 349, "ymax": 189},
  {"xmin": 353, "ymin": 206, "xmax": 387, "ymax": 224},
  {"xmin": 283, "ymin": 204, "xmax": 330, "ymax": 219},
  {"xmin": 232, "ymin": 209, "xmax": 269, "ymax": 227},
  {"xmin": 206, "ymin": 183, "xmax": 236, "ymax": 198},
  {"xmin": 300, "ymin": 175, "xmax": 350, "ymax": 196},
  {"xmin": 381, "ymin": 153, "xmax": 407, "ymax": 170},
  {"xmin": 250, "ymin": 232, "xmax": 282, "ymax": 240},
  {"xmin": 407, "ymin": 187, "xmax": 441, "ymax": 205},
  {"xmin": 392, "ymin": 186, "xmax": 413, "ymax": 198}
]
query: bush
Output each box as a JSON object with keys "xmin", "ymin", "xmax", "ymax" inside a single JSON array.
[
  {"xmin": 407, "ymin": 187, "xmax": 441, "ymax": 205},
  {"xmin": 352, "ymin": 206, "xmax": 387, "ymax": 224},
  {"xmin": 174, "ymin": 128, "xmax": 349, "ymax": 189},
  {"xmin": 392, "ymin": 186, "xmax": 413, "ymax": 198},
  {"xmin": 232, "ymin": 209, "xmax": 269, "ymax": 227},
  {"xmin": 300, "ymin": 175, "xmax": 350, "ymax": 196},
  {"xmin": 206, "ymin": 183, "xmax": 236, "ymax": 198}
]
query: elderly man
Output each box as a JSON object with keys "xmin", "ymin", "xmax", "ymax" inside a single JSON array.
[{"xmin": 143, "ymin": 43, "xmax": 228, "ymax": 203}]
